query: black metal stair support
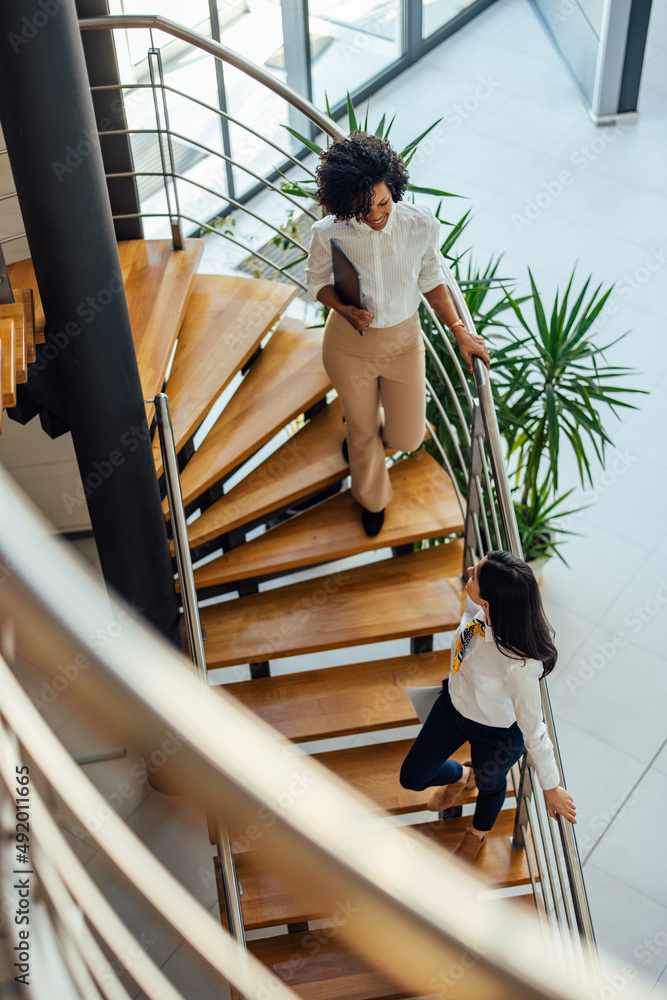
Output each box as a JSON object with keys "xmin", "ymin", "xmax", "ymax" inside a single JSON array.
[
  {"xmin": 0, "ymin": 0, "xmax": 180, "ymax": 645},
  {"xmin": 75, "ymin": 0, "xmax": 143, "ymax": 241}
]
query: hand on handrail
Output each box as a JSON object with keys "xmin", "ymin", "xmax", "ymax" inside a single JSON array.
[
  {"xmin": 456, "ymin": 327, "xmax": 490, "ymax": 373},
  {"xmin": 544, "ymin": 784, "xmax": 577, "ymax": 824}
]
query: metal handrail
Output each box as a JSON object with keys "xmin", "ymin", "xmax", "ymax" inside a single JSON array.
[
  {"xmin": 79, "ymin": 14, "xmax": 347, "ymax": 143},
  {"xmin": 154, "ymin": 392, "xmax": 247, "ymax": 977},
  {"xmin": 90, "ymin": 81, "xmax": 319, "ymax": 179},
  {"xmin": 0, "ymin": 463, "xmax": 615, "ymax": 1000}
]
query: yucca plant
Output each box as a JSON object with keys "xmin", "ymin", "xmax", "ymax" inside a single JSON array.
[{"xmin": 491, "ymin": 269, "xmax": 643, "ymax": 505}]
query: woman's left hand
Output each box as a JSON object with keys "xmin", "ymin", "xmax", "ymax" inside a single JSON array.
[
  {"xmin": 455, "ymin": 327, "xmax": 491, "ymax": 373},
  {"xmin": 543, "ymin": 785, "xmax": 577, "ymax": 824}
]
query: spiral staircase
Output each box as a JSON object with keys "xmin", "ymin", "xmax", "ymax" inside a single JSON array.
[
  {"xmin": 4, "ymin": 234, "xmax": 543, "ymax": 998},
  {"xmin": 0, "ymin": 12, "xmax": 600, "ymax": 1000}
]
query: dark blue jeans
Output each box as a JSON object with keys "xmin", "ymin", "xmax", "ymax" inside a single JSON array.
[{"xmin": 399, "ymin": 679, "xmax": 525, "ymax": 832}]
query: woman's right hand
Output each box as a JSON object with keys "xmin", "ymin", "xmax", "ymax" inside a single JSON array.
[
  {"xmin": 340, "ymin": 304, "xmax": 374, "ymax": 332},
  {"xmin": 544, "ymin": 785, "xmax": 577, "ymax": 823}
]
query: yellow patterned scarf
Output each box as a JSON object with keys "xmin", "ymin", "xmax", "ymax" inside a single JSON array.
[{"xmin": 452, "ymin": 619, "xmax": 486, "ymax": 674}]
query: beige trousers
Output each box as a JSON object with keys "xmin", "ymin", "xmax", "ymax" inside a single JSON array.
[{"xmin": 322, "ymin": 309, "xmax": 426, "ymax": 512}]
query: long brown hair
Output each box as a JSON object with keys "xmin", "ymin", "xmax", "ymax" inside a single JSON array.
[{"xmin": 477, "ymin": 551, "xmax": 557, "ymax": 677}]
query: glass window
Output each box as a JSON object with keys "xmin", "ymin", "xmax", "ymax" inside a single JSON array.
[
  {"xmin": 309, "ymin": 0, "xmax": 403, "ymax": 110},
  {"xmin": 107, "ymin": 6, "xmax": 228, "ymax": 237},
  {"xmin": 422, "ymin": 0, "xmax": 477, "ymax": 39},
  {"xmin": 217, "ymin": 0, "xmax": 298, "ymax": 197}
]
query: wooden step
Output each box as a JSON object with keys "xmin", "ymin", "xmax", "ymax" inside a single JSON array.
[
  {"xmin": 248, "ymin": 888, "xmax": 540, "ymax": 1000},
  {"xmin": 311, "ymin": 740, "xmax": 517, "ymax": 815},
  {"xmin": 6, "ymin": 241, "xmax": 203, "ymax": 388},
  {"xmin": 233, "ymin": 807, "xmax": 532, "ymax": 930},
  {"xmin": 177, "ymin": 319, "xmax": 332, "ymax": 510},
  {"xmin": 6, "ymin": 259, "xmax": 45, "ymax": 343},
  {"xmin": 248, "ymin": 934, "xmax": 406, "ymax": 1000},
  {"xmin": 0, "ymin": 303, "xmax": 26, "ymax": 383},
  {"xmin": 119, "ymin": 238, "xmax": 203, "ymax": 403},
  {"xmin": 196, "ymin": 541, "xmax": 465, "ymax": 669},
  {"xmin": 0, "ymin": 316, "xmax": 17, "ymax": 407},
  {"xmin": 153, "ymin": 274, "xmax": 296, "ymax": 475},
  {"xmin": 192, "ymin": 452, "xmax": 464, "ymax": 588},
  {"xmin": 225, "ymin": 650, "xmax": 451, "ymax": 742},
  {"xmin": 186, "ymin": 397, "xmax": 347, "ymax": 549}
]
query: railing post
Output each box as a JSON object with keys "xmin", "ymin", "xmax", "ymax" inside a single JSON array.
[
  {"xmin": 511, "ymin": 754, "xmax": 531, "ymax": 850},
  {"xmin": 147, "ymin": 46, "xmax": 183, "ymax": 249},
  {"xmin": 463, "ymin": 399, "xmax": 485, "ymax": 572},
  {"xmin": 154, "ymin": 393, "xmax": 248, "ymax": 986}
]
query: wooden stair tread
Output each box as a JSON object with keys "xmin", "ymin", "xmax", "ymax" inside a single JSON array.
[
  {"xmin": 192, "ymin": 452, "xmax": 463, "ymax": 588},
  {"xmin": 0, "ymin": 303, "xmax": 26, "ymax": 384},
  {"xmin": 177, "ymin": 319, "xmax": 332, "ymax": 509},
  {"xmin": 196, "ymin": 541, "xmax": 466, "ymax": 668},
  {"xmin": 6, "ymin": 241, "xmax": 203, "ymax": 386},
  {"xmin": 186, "ymin": 397, "xmax": 347, "ymax": 549},
  {"xmin": 6, "ymin": 259, "xmax": 46, "ymax": 343},
  {"xmin": 153, "ymin": 273, "xmax": 296, "ymax": 473},
  {"xmin": 0, "ymin": 317, "xmax": 17, "ymax": 407},
  {"xmin": 119, "ymin": 238, "xmax": 203, "ymax": 403},
  {"xmin": 234, "ymin": 808, "xmax": 532, "ymax": 930},
  {"xmin": 312, "ymin": 740, "xmax": 515, "ymax": 815},
  {"xmin": 225, "ymin": 650, "xmax": 451, "ymax": 742},
  {"xmin": 412, "ymin": 810, "xmax": 534, "ymax": 889},
  {"xmin": 248, "ymin": 934, "xmax": 406, "ymax": 1000}
]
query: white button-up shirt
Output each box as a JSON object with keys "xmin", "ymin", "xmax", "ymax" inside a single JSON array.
[
  {"xmin": 449, "ymin": 597, "xmax": 560, "ymax": 791},
  {"xmin": 304, "ymin": 201, "xmax": 444, "ymax": 328}
]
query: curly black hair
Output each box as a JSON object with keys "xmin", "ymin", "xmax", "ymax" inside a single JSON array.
[{"xmin": 315, "ymin": 132, "xmax": 409, "ymax": 221}]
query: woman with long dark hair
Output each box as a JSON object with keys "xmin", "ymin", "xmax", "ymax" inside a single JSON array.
[
  {"xmin": 400, "ymin": 550, "xmax": 576, "ymax": 863},
  {"xmin": 305, "ymin": 132, "xmax": 489, "ymax": 537}
]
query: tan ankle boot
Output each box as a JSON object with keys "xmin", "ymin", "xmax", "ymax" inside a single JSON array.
[
  {"xmin": 452, "ymin": 826, "xmax": 486, "ymax": 863},
  {"xmin": 426, "ymin": 763, "xmax": 475, "ymax": 812}
]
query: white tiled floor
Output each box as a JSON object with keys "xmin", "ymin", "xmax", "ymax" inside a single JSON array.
[{"xmin": 367, "ymin": 0, "xmax": 667, "ymax": 992}]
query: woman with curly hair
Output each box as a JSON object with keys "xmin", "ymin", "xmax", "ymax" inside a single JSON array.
[{"xmin": 305, "ymin": 132, "xmax": 489, "ymax": 536}]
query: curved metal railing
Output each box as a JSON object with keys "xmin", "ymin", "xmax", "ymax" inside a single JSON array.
[
  {"xmin": 0, "ymin": 10, "xmax": 598, "ymax": 990},
  {"xmin": 0, "ymin": 463, "xmax": 613, "ymax": 1000}
]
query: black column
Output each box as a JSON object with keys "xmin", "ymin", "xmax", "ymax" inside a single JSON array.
[
  {"xmin": 76, "ymin": 0, "xmax": 143, "ymax": 241},
  {"xmin": 0, "ymin": 0, "xmax": 180, "ymax": 644}
]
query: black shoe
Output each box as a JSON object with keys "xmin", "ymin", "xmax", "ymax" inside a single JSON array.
[
  {"xmin": 341, "ymin": 437, "xmax": 349, "ymax": 464},
  {"xmin": 361, "ymin": 507, "xmax": 385, "ymax": 537}
]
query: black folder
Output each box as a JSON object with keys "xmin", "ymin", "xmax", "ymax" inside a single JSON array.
[{"xmin": 331, "ymin": 238, "xmax": 363, "ymax": 310}]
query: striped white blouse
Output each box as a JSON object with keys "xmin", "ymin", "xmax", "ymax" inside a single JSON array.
[{"xmin": 304, "ymin": 201, "xmax": 445, "ymax": 329}]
